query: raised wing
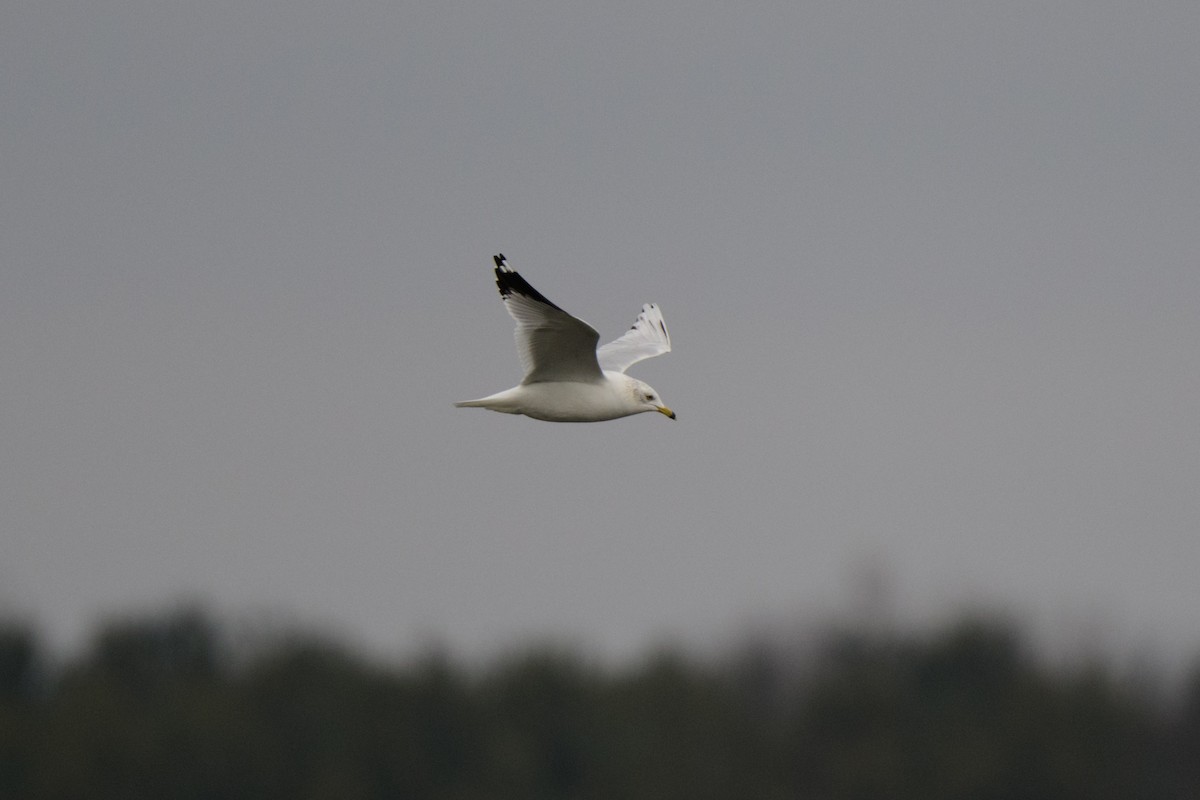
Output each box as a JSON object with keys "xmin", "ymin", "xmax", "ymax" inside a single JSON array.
[
  {"xmin": 596, "ymin": 302, "xmax": 671, "ymax": 374},
  {"xmin": 493, "ymin": 254, "xmax": 604, "ymax": 385}
]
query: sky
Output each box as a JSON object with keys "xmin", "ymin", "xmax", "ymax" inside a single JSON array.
[{"xmin": 3, "ymin": 2, "xmax": 1199, "ymax": 665}]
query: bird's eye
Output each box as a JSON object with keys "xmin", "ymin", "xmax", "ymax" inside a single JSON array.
[{"xmin": 644, "ymin": 393, "xmax": 654, "ymax": 401}]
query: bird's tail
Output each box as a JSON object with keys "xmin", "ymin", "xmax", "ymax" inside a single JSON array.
[{"xmin": 454, "ymin": 388, "xmax": 522, "ymax": 414}]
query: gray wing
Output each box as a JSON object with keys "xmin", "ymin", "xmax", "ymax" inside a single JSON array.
[
  {"xmin": 596, "ymin": 303, "xmax": 671, "ymax": 374},
  {"xmin": 493, "ymin": 254, "xmax": 604, "ymax": 385}
]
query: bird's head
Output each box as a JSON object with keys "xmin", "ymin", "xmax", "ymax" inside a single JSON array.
[{"xmin": 630, "ymin": 378, "xmax": 675, "ymax": 420}]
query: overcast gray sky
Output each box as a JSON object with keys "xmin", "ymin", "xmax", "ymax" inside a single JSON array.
[{"xmin": 3, "ymin": 2, "xmax": 1198, "ymax": 664}]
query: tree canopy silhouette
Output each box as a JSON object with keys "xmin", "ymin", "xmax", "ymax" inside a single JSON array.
[{"xmin": 1, "ymin": 609, "xmax": 1197, "ymax": 798}]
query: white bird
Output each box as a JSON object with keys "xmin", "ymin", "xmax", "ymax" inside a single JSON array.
[{"xmin": 455, "ymin": 254, "xmax": 675, "ymax": 422}]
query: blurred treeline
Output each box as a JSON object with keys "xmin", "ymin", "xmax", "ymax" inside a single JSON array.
[{"xmin": 2, "ymin": 609, "xmax": 1199, "ymax": 799}]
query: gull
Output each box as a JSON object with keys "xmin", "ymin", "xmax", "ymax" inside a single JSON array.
[{"xmin": 455, "ymin": 254, "xmax": 675, "ymax": 422}]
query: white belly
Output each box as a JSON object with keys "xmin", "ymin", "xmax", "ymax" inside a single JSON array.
[{"xmin": 456, "ymin": 374, "xmax": 640, "ymax": 422}]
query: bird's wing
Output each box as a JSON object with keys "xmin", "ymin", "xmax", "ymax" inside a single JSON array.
[
  {"xmin": 596, "ymin": 303, "xmax": 671, "ymax": 374},
  {"xmin": 493, "ymin": 254, "xmax": 604, "ymax": 385}
]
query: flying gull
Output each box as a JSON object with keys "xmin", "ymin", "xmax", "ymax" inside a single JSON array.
[{"xmin": 455, "ymin": 254, "xmax": 675, "ymax": 422}]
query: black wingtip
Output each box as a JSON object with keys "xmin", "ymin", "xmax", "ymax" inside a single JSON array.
[{"xmin": 492, "ymin": 255, "xmax": 564, "ymax": 311}]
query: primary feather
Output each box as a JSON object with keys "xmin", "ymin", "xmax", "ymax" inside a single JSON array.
[{"xmin": 597, "ymin": 303, "xmax": 672, "ymax": 373}]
